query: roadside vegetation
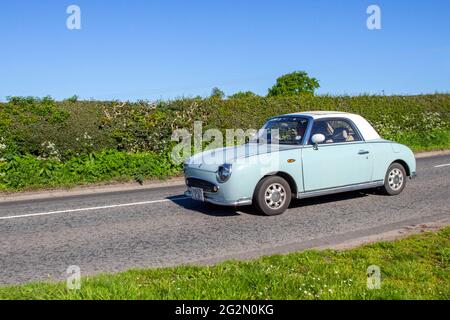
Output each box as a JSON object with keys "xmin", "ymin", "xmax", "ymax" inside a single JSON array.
[
  {"xmin": 0, "ymin": 227, "xmax": 448, "ymax": 300},
  {"xmin": 1, "ymin": 93, "xmax": 449, "ymax": 191}
]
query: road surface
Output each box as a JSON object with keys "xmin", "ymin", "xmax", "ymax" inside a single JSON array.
[{"xmin": 1, "ymin": 155, "xmax": 449, "ymax": 285}]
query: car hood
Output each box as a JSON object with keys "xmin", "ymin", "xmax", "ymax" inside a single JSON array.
[{"xmin": 186, "ymin": 143, "xmax": 299, "ymax": 172}]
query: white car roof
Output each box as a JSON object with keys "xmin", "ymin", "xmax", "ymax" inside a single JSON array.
[
  {"xmin": 281, "ymin": 111, "xmax": 381, "ymax": 141},
  {"xmin": 284, "ymin": 111, "xmax": 352, "ymax": 118}
]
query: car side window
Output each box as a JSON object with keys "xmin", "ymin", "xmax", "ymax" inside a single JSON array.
[{"xmin": 310, "ymin": 119, "xmax": 362, "ymax": 144}]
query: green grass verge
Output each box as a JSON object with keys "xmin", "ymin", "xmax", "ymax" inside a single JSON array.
[{"xmin": 1, "ymin": 228, "xmax": 448, "ymax": 300}]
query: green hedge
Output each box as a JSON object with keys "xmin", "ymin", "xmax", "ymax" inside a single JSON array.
[{"xmin": 1, "ymin": 94, "xmax": 449, "ymax": 160}]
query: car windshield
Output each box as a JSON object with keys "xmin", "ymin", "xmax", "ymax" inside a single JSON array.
[{"xmin": 255, "ymin": 117, "xmax": 309, "ymax": 145}]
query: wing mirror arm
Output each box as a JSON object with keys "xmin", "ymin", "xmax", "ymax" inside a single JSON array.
[{"xmin": 311, "ymin": 134, "xmax": 325, "ymax": 150}]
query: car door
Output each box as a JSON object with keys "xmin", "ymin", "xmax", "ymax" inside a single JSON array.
[{"xmin": 301, "ymin": 118, "xmax": 372, "ymax": 192}]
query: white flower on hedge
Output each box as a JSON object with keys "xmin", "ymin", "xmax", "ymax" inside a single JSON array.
[
  {"xmin": 41, "ymin": 141, "xmax": 60, "ymax": 158},
  {"xmin": 42, "ymin": 141, "xmax": 56, "ymax": 149},
  {"xmin": 0, "ymin": 137, "xmax": 6, "ymax": 151}
]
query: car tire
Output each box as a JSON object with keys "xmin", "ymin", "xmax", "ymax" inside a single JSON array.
[
  {"xmin": 253, "ymin": 176, "xmax": 292, "ymax": 216},
  {"xmin": 381, "ymin": 162, "xmax": 407, "ymax": 196}
]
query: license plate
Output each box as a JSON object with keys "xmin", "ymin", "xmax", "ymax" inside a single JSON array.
[{"xmin": 190, "ymin": 187, "xmax": 204, "ymax": 202}]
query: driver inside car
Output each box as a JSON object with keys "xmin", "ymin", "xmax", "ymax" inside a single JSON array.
[{"xmin": 311, "ymin": 121, "xmax": 334, "ymax": 144}]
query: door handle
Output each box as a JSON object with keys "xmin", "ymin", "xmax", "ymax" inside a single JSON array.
[{"xmin": 358, "ymin": 150, "xmax": 370, "ymax": 155}]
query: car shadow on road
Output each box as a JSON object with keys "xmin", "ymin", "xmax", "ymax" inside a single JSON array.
[
  {"xmin": 168, "ymin": 189, "xmax": 376, "ymax": 217},
  {"xmin": 167, "ymin": 195, "xmax": 243, "ymax": 216},
  {"xmin": 289, "ymin": 190, "xmax": 373, "ymax": 209}
]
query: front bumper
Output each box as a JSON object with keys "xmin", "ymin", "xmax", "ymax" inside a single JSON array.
[
  {"xmin": 184, "ymin": 189, "xmax": 252, "ymax": 207},
  {"xmin": 410, "ymin": 171, "xmax": 417, "ymax": 179}
]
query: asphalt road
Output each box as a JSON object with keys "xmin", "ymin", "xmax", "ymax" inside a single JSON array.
[{"xmin": 1, "ymin": 155, "xmax": 449, "ymax": 285}]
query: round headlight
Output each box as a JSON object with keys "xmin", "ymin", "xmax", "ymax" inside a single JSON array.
[{"xmin": 217, "ymin": 163, "xmax": 232, "ymax": 182}]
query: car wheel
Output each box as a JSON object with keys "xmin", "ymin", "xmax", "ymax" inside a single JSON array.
[
  {"xmin": 254, "ymin": 176, "xmax": 292, "ymax": 216},
  {"xmin": 382, "ymin": 163, "xmax": 407, "ymax": 196}
]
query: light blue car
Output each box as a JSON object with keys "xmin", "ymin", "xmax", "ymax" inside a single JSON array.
[{"xmin": 184, "ymin": 111, "xmax": 416, "ymax": 215}]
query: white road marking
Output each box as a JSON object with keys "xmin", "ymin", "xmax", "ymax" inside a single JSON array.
[
  {"xmin": 434, "ymin": 163, "xmax": 450, "ymax": 168},
  {"xmin": 0, "ymin": 197, "xmax": 190, "ymax": 221}
]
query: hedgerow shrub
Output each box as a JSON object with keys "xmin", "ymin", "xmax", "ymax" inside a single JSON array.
[
  {"xmin": 0, "ymin": 150, "xmax": 179, "ymax": 190},
  {"xmin": 0, "ymin": 97, "xmax": 116, "ymax": 160},
  {"xmin": 1, "ymin": 94, "xmax": 449, "ymax": 161}
]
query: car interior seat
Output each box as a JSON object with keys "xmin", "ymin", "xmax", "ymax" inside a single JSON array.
[{"xmin": 332, "ymin": 127, "xmax": 352, "ymax": 143}]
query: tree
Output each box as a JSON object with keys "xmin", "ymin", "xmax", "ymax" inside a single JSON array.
[
  {"xmin": 64, "ymin": 95, "xmax": 79, "ymax": 103},
  {"xmin": 228, "ymin": 91, "xmax": 258, "ymax": 99},
  {"xmin": 210, "ymin": 87, "xmax": 225, "ymax": 99},
  {"xmin": 268, "ymin": 71, "xmax": 320, "ymax": 97}
]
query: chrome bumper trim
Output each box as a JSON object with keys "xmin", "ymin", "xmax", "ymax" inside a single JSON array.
[{"xmin": 184, "ymin": 190, "xmax": 252, "ymax": 207}]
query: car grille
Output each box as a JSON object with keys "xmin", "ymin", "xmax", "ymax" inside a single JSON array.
[{"xmin": 186, "ymin": 178, "xmax": 218, "ymax": 193}]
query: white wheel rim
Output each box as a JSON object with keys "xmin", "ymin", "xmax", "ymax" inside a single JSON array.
[
  {"xmin": 388, "ymin": 168, "xmax": 404, "ymax": 191},
  {"xmin": 264, "ymin": 183, "xmax": 286, "ymax": 209}
]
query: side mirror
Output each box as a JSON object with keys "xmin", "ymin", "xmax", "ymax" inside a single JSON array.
[{"xmin": 311, "ymin": 134, "xmax": 325, "ymax": 150}]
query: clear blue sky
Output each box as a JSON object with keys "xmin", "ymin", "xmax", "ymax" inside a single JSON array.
[{"xmin": 1, "ymin": 0, "xmax": 449, "ymax": 101}]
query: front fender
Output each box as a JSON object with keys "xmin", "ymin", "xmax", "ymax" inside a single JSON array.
[{"xmin": 222, "ymin": 150, "xmax": 303, "ymax": 200}]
